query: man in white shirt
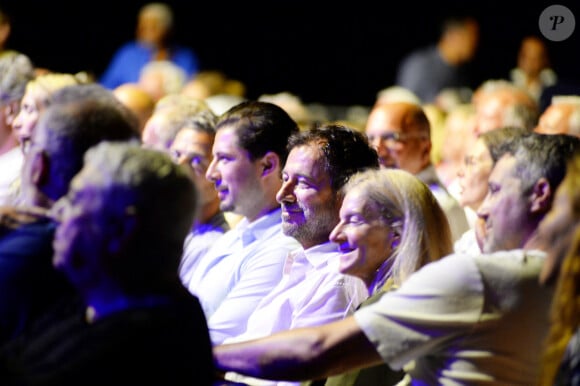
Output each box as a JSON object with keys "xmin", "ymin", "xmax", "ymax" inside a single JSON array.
[
  {"xmin": 213, "ymin": 133, "xmax": 580, "ymax": 385},
  {"xmin": 228, "ymin": 124, "xmax": 379, "ymax": 339},
  {"xmin": 185, "ymin": 101, "xmax": 302, "ymax": 345},
  {"xmin": 221, "ymin": 124, "xmax": 379, "ymax": 386}
]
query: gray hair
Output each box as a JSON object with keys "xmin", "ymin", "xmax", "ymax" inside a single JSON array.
[
  {"xmin": 81, "ymin": 141, "xmax": 196, "ymax": 289},
  {"xmin": 0, "ymin": 52, "xmax": 35, "ymax": 103}
]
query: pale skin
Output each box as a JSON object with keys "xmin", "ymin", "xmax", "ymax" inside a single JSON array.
[
  {"xmin": 214, "ymin": 317, "xmax": 382, "ymax": 381},
  {"xmin": 365, "ymin": 102, "xmax": 431, "ymax": 174},
  {"xmin": 330, "ymin": 186, "xmax": 394, "ymax": 290},
  {"xmin": 206, "ymin": 126, "xmax": 281, "ymax": 222}
]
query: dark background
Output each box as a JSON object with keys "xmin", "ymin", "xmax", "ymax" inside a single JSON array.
[{"xmin": 4, "ymin": 0, "xmax": 580, "ymax": 107}]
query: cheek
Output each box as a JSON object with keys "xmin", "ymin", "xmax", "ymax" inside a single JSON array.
[{"xmin": 18, "ymin": 114, "xmax": 38, "ymax": 136}]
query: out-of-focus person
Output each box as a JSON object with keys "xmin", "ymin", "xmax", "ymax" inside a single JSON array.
[{"xmin": 99, "ymin": 2, "xmax": 199, "ymax": 90}]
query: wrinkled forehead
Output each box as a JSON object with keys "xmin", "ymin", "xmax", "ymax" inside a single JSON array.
[{"xmin": 366, "ymin": 105, "xmax": 425, "ymax": 134}]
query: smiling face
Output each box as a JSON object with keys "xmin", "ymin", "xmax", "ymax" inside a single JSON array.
[
  {"xmin": 477, "ymin": 154, "xmax": 533, "ymax": 253},
  {"xmin": 12, "ymin": 91, "xmax": 41, "ymax": 149},
  {"xmin": 276, "ymin": 144, "xmax": 339, "ymax": 249},
  {"xmin": 457, "ymin": 137, "xmax": 494, "ymax": 210},
  {"xmin": 329, "ymin": 186, "xmax": 394, "ymax": 286},
  {"xmin": 170, "ymin": 127, "xmax": 215, "ymax": 206},
  {"xmin": 205, "ymin": 126, "xmax": 264, "ymax": 219}
]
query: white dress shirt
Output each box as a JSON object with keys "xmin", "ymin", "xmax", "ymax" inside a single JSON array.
[
  {"xmin": 187, "ymin": 208, "xmax": 301, "ymax": 345},
  {"xmin": 226, "ymin": 241, "xmax": 368, "ymax": 342},
  {"xmin": 224, "ymin": 241, "xmax": 368, "ymax": 386}
]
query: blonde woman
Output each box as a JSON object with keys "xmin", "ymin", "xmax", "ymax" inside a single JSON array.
[
  {"xmin": 310, "ymin": 168, "xmax": 454, "ymax": 386},
  {"xmin": 8, "ymin": 73, "xmax": 80, "ymax": 205},
  {"xmin": 12, "ymin": 72, "xmax": 80, "ymax": 153}
]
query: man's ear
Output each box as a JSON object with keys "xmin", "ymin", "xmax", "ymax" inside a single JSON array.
[
  {"xmin": 259, "ymin": 152, "xmax": 280, "ymax": 177},
  {"xmin": 530, "ymin": 177, "xmax": 552, "ymax": 214}
]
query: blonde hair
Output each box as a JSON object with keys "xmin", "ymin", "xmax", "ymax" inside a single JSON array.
[
  {"xmin": 343, "ymin": 168, "xmax": 453, "ymax": 292},
  {"xmin": 539, "ymin": 151, "xmax": 580, "ymax": 385},
  {"xmin": 24, "ymin": 72, "xmax": 80, "ymax": 109}
]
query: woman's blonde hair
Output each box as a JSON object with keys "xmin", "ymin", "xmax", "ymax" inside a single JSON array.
[
  {"xmin": 343, "ymin": 168, "xmax": 453, "ymax": 293},
  {"xmin": 539, "ymin": 151, "xmax": 580, "ymax": 385},
  {"xmin": 25, "ymin": 72, "xmax": 80, "ymax": 109}
]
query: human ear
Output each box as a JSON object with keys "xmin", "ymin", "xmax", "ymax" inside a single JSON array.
[
  {"xmin": 260, "ymin": 152, "xmax": 280, "ymax": 177},
  {"xmin": 529, "ymin": 177, "xmax": 552, "ymax": 214}
]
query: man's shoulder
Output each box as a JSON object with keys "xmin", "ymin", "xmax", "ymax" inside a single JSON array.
[{"xmin": 473, "ymin": 249, "xmax": 546, "ymax": 282}]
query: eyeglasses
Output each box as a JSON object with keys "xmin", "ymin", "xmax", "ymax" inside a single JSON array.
[
  {"xmin": 367, "ymin": 132, "xmax": 428, "ymax": 146},
  {"xmin": 170, "ymin": 150, "xmax": 209, "ymax": 172}
]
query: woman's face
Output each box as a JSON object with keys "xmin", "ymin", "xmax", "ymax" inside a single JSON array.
[
  {"xmin": 457, "ymin": 138, "xmax": 493, "ymax": 211},
  {"xmin": 12, "ymin": 91, "xmax": 41, "ymax": 151},
  {"xmin": 329, "ymin": 187, "xmax": 395, "ymax": 284}
]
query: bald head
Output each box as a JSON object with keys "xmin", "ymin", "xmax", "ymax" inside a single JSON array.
[
  {"xmin": 113, "ymin": 83, "xmax": 155, "ymax": 133},
  {"xmin": 365, "ymin": 102, "xmax": 431, "ymax": 173},
  {"xmin": 535, "ymin": 96, "xmax": 580, "ymax": 137}
]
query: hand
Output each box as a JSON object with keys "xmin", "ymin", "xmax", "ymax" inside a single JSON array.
[{"xmin": 0, "ymin": 205, "xmax": 50, "ymax": 230}]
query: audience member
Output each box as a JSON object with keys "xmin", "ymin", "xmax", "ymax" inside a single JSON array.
[
  {"xmin": 510, "ymin": 36, "xmax": 557, "ymax": 102},
  {"xmin": 8, "ymin": 73, "xmax": 84, "ymax": 205},
  {"xmin": 138, "ymin": 59, "xmax": 187, "ymax": 102},
  {"xmin": 533, "ymin": 148, "xmax": 580, "ymax": 386},
  {"xmin": 212, "ymin": 132, "xmax": 580, "ymax": 385},
  {"xmin": 0, "ymin": 52, "xmax": 34, "ymax": 206},
  {"xmin": 0, "ymin": 7, "xmax": 16, "ymax": 59},
  {"xmin": 0, "ymin": 83, "xmax": 140, "ymax": 345},
  {"xmin": 472, "ymin": 79, "xmax": 538, "ymax": 136},
  {"xmin": 373, "ymin": 86, "xmax": 421, "ymax": 107},
  {"xmin": 99, "ymin": 2, "xmax": 199, "ymax": 90},
  {"xmin": 0, "ymin": 141, "xmax": 214, "ymax": 386},
  {"xmin": 168, "ymin": 109, "xmax": 230, "ymax": 284},
  {"xmin": 258, "ymin": 92, "xmax": 313, "ymax": 131},
  {"xmin": 535, "ymin": 95, "xmax": 580, "ymax": 137},
  {"xmin": 181, "ymin": 70, "xmax": 247, "ymax": 102},
  {"xmin": 112, "ymin": 82, "xmax": 155, "ymax": 133},
  {"xmin": 364, "ymin": 101, "xmax": 469, "ymax": 242},
  {"xmin": 435, "ymin": 102, "xmax": 476, "ymax": 191},
  {"xmin": 12, "ymin": 72, "xmax": 80, "ymax": 154},
  {"xmin": 154, "ymin": 92, "xmax": 210, "ymax": 112},
  {"xmin": 141, "ymin": 98, "xmax": 212, "ymax": 152},
  {"xmin": 315, "ymin": 167, "xmax": 453, "ymax": 386},
  {"xmin": 422, "ymin": 103, "xmax": 446, "ymax": 166},
  {"xmin": 395, "ymin": 15, "xmax": 479, "ymax": 104},
  {"xmin": 184, "ymin": 100, "xmax": 301, "ymax": 344},
  {"xmin": 222, "ymin": 124, "xmax": 378, "ymax": 385},
  {"xmin": 454, "ymin": 126, "xmax": 530, "ymax": 253}
]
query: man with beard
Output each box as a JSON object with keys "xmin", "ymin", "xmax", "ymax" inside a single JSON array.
[{"xmin": 221, "ymin": 124, "xmax": 379, "ymax": 386}]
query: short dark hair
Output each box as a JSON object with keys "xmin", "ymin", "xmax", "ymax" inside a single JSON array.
[
  {"xmin": 512, "ymin": 133, "xmax": 580, "ymax": 195},
  {"xmin": 287, "ymin": 124, "xmax": 379, "ymax": 191},
  {"xmin": 215, "ymin": 100, "xmax": 299, "ymax": 164}
]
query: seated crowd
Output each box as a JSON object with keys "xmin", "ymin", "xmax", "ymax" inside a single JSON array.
[{"xmin": 0, "ymin": 16, "xmax": 580, "ymax": 386}]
